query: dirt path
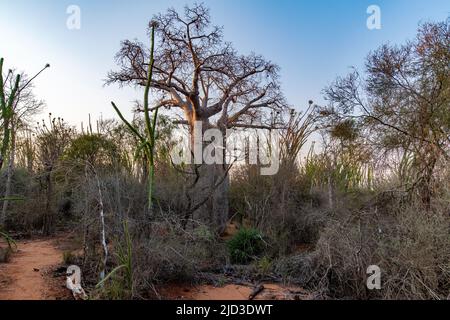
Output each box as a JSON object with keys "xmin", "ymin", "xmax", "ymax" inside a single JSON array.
[
  {"xmin": 0, "ymin": 238, "xmax": 68, "ymax": 300},
  {"xmin": 161, "ymin": 283, "xmax": 314, "ymax": 300}
]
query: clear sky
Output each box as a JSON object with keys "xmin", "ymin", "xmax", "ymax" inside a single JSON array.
[{"xmin": 0, "ymin": 0, "xmax": 448, "ymax": 127}]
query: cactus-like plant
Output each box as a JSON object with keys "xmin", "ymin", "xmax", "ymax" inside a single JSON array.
[
  {"xmin": 111, "ymin": 23, "xmax": 159, "ymax": 210},
  {"xmin": 0, "ymin": 59, "xmax": 49, "ymax": 227},
  {"xmin": 0, "ymin": 58, "xmax": 49, "ymax": 170},
  {"xmin": 0, "ymin": 58, "xmax": 21, "ymax": 170}
]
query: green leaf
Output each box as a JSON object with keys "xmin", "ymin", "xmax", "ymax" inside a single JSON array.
[{"xmin": 96, "ymin": 264, "xmax": 127, "ymax": 288}]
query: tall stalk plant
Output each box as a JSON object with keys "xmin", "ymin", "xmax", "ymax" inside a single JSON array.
[
  {"xmin": 0, "ymin": 58, "xmax": 21, "ymax": 170},
  {"xmin": 0, "ymin": 58, "xmax": 49, "ymax": 226},
  {"xmin": 97, "ymin": 220, "xmax": 133, "ymax": 299},
  {"xmin": 111, "ymin": 23, "xmax": 159, "ymax": 210}
]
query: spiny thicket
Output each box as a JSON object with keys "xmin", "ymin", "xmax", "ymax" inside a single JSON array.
[{"xmin": 0, "ymin": 13, "xmax": 449, "ymax": 300}]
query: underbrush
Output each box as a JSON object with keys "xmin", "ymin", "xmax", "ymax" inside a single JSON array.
[
  {"xmin": 230, "ymin": 164, "xmax": 328, "ymax": 256},
  {"xmin": 3, "ymin": 160, "xmax": 449, "ymax": 301},
  {"xmin": 230, "ymin": 164, "xmax": 450, "ymax": 300},
  {"xmin": 277, "ymin": 199, "xmax": 450, "ymax": 300},
  {"xmin": 91, "ymin": 220, "xmax": 227, "ymax": 300}
]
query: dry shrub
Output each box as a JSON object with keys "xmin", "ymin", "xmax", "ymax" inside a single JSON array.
[
  {"xmin": 378, "ymin": 206, "xmax": 450, "ymax": 299},
  {"xmin": 132, "ymin": 221, "xmax": 227, "ymax": 298},
  {"xmin": 230, "ymin": 164, "xmax": 326, "ymax": 256},
  {"xmin": 312, "ymin": 199, "xmax": 450, "ymax": 299},
  {"xmin": 0, "ymin": 168, "xmax": 47, "ymax": 233},
  {"xmin": 274, "ymin": 252, "xmax": 318, "ymax": 287},
  {"xmin": 66, "ymin": 163, "xmax": 229, "ymax": 299}
]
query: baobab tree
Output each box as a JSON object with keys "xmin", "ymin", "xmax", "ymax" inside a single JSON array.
[{"xmin": 107, "ymin": 4, "xmax": 287, "ymax": 232}]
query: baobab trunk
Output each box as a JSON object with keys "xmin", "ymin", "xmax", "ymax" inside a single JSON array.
[
  {"xmin": 192, "ymin": 163, "xmax": 229, "ymax": 234},
  {"xmin": 189, "ymin": 118, "xmax": 229, "ymax": 234}
]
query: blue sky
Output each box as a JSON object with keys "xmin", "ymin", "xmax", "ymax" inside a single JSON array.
[{"xmin": 0, "ymin": 0, "xmax": 448, "ymax": 127}]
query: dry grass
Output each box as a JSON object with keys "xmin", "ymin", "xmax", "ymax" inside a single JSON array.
[{"xmin": 311, "ymin": 199, "xmax": 450, "ymax": 299}]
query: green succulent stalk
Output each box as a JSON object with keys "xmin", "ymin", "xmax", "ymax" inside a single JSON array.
[
  {"xmin": 112, "ymin": 23, "xmax": 158, "ymax": 210},
  {"xmin": 0, "ymin": 58, "xmax": 49, "ymax": 170},
  {"xmin": 0, "ymin": 58, "xmax": 21, "ymax": 170}
]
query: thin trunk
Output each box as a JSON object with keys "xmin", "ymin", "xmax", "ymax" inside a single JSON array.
[
  {"xmin": 94, "ymin": 168, "xmax": 108, "ymax": 281},
  {"xmin": 82, "ymin": 162, "xmax": 90, "ymax": 266},
  {"xmin": 26, "ymin": 131, "xmax": 34, "ymax": 173},
  {"xmin": 0, "ymin": 117, "xmax": 11, "ymax": 171},
  {"xmin": 42, "ymin": 166, "xmax": 53, "ymax": 235},
  {"xmin": 420, "ymin": 156, "xmax": 437, "ymax": 210},
  {"xmin": 328, "ymin": 175, "xmax": 334, "ymax": 210},
  {"xmin": 1, "ymin": 123, "xmax": 16, "ymax": 226}
]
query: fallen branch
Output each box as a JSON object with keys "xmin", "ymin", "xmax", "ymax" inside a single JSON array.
[{"xmin": 249, "ymin": 284, "xmax": 265, "ymax": 300}]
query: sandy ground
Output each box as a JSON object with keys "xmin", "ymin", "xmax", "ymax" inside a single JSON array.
[
  {"xmin": 0, "ymin": 238, "xmax": 69, "ymax": 300},
  {"xmin": 1, "ymin": 231, "xmax": 312, "ymax": 301},
  {"xmin": 160, "ymin": 283, "xmax": 314, "ymax": 300}
]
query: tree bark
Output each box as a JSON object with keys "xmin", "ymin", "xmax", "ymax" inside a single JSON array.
[
  {"xmin": 188, "ymin": 118, "xmax": 229, "ymax": 234},
  {"xmin": 191, "ymin": 163, "xmax": 229, "ymax": 233},
  {"xmin": 42, "ymin": 166, "xmax": 54, "ymax": 236}
]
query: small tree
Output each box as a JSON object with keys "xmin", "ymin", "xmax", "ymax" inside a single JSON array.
[
  {"xmin": 35, "ymin": 116, "xmax": 74, "ymax": 235},
  {"xmin": 319, "ymin": 20, "xmax": 450, "ymax": 207}
]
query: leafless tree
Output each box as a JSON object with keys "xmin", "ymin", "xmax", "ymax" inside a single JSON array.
[
  {"xmin": 35, "ymin": 116, "xmax": 74, "ymax": 235},
  {"xmin": 107, "ymin": 3, "xmax": 287, "ymax": 232}
]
